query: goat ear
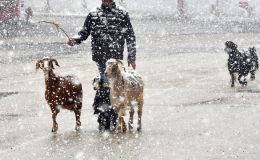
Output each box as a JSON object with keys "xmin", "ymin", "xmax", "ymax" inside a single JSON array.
[
  {"xmin": 51, "ymin": 59, "xmax": 60, "ymax": 69},
  {"xmin": 36, "ymin": 60, "xmax": 41, "ymax": 71}
]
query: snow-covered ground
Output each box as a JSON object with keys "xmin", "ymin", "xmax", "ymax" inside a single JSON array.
[{"xmin": 1, "ymin": 14, "xmax": 260, "ymax": 159}]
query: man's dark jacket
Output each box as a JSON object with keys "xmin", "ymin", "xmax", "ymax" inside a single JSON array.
[{"xmin": 75, "ymin": 3, "xmax": 136, "ymax": 63}]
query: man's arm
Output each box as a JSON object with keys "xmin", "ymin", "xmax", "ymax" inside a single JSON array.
[
  {"xmin": 124, "ymin": 13, "xmax": 137, "ymax": 69},
  {"xmin": 68, "ymin": 14, "xmax": 92, "ymax": 46}
]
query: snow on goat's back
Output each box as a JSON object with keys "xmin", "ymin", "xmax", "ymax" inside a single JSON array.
[
  {"xmin": 122, "ymin": 69, "xmax": 143, "ymax": 87},
  {"xmin": 64, "ymin": 75, "xmax": 81, "ymax": 86},
  {"xmin": 106, "ymin": 58, "xmax": 124, "ymax": 65},
  {"xmin": 107, "ymin": 58, "xmax": 118, "ymax": 63}
]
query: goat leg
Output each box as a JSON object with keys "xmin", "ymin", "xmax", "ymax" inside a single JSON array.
[
  {"xmin": 122, "ymin": 118, "xmax": 127, "ymax": 132},
  {"xmin": 116, "ymin": 117, "xmax": 122, "ymax": 133},
  {"xmin": 74, "ymin": 106, "xmax": 81, "ymax": 131},
  {"xmin": 137, "ymin": 109, "xmax": 142, "ymax": 132},
  {"xmin": 128, "ymin": 108, "xmax": 134, "ymax": 130},
  {"xmin": 116, "ymin": 116, "xmax": 127, "ymax": 133},
  {"xmin": 51, "ymin": 109, "xmax": 59, "ymax": 132},
  {"xmin": 238, "ymin": 74, "xmax": 247, "ymax": 86}
]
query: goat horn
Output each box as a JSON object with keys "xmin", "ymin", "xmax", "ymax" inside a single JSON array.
[
  {"xmin": 116, "ymin": 59, "xmax": 123, "ymax": 65},
  {"xmin": 51, "ymin": 59, "xmax": 60, "ymax": 67}
]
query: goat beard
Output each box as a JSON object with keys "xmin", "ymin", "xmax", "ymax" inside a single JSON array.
[{"xmin": 107, "ymin": 70, "xmax": 121, "ymax": 82}]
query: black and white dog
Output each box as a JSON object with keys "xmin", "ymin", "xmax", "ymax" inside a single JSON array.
[
  {"xmin": 92, "ymin": 77, "xmax": 117, "ymax": 131},
  {"xmin": 225, "ymin": 41, "xmax": 259, "ymax": 87}
]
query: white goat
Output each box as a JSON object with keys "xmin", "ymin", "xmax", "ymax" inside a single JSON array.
[{"xmin": 105, "ymin": 59, "xmax": 144, "ymax": 132}]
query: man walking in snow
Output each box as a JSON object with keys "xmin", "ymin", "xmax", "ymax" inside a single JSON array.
[
  {"xmin": 68, "ymin": 0, "xmax": 136, "ymax": 130},
  {"xmin": 68, "ymin": 0, "xmax": 136, "ymax": 85}
]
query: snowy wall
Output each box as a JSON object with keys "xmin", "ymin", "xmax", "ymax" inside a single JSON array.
[
  {"xmin": 185, "ymin": 0, "xmax": 260, "ymax": 17},
  {"xmin": 26, "ymin": 0, "xmax": 260, "ymax": 17}
]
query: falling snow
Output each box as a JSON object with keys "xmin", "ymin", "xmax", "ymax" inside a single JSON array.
[{"xmin": 1, "ymin": 0, "xmax": 260, "ymax": 160}]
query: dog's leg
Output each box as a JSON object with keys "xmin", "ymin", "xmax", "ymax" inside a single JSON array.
[
  {"xmin": 230, "ymin": 73, "xmax": 235, "ymax": 87},
  {"xmin": 243, "ymin": 78, "xmax": 248, "ymax": 86},
  {"xmin": 238, "ymin": 74, "xmax": 247, "ymax": 86},
  {"xmin": 250, "ymin": 70, "xmax": 256, "ymax": 80},
  {"xmin": 238, "ymin": 74, "xmax": 242, "ymax": 85}
]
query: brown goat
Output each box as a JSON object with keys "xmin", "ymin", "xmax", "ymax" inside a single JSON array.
[
  {"xmin": 105, "ymin": 59, "xmax": 144, "ymax": 133},
  {"xmin": 36, "ymin": 57, "xmax": 83, "ymax": 132}
]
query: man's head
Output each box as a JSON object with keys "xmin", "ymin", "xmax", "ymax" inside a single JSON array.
[{"xmin": 102, "ymin": 0, "xmax": 114, "ymax": 7}]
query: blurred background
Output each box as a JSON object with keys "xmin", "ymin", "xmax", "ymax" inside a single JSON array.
[
  {"xmin": 1, "ymin": 0, "xmax": 260, "ymax": 24},
  {"xmin": 25, "ymin": 0, "xmax": 260, "ymax": 17},
  {"xmin": 24, "ymin": 0, "xmax": 260, "ymax": 17}
]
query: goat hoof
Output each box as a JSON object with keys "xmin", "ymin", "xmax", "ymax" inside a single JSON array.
[
  {"xmin": 128, "ymin": 123, "xmax": 133, "ymax": 131},
  {"xmin": 231, "ymin": 84, "xmax": 234, "ymax": 88},
  {"xmin": 52, "ymin": 126, "xmax": 58, "ymax": 133},
  {"xmin": 115, "ymin": 128, "xmax": 121, "ymax": 134},
  {"xmin": 137, "ymin": 127, "xmax": 142, "ymax": 132},
  {"xmin": 75, "ymin": 125, "xmax": 81, "ymax": 131},
  {"xmin": 116, "ymin": 126, "xmax": 124, "ymax": 133},
  {"xmin": 122, "ymin": 123, "xmax": 127, "ymax": 133},
  {"xmin": 123, "ymin": 127, "xmax": 127, "ymax": 133}
]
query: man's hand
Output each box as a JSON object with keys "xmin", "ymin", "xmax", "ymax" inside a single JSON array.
[
  {"xmin": 68, "ymin": 38, "xmax": 76, "ymax": 46},
  {"xmin": 128, "ymin": 61, "xmax": 136, "ymax": 70}
]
